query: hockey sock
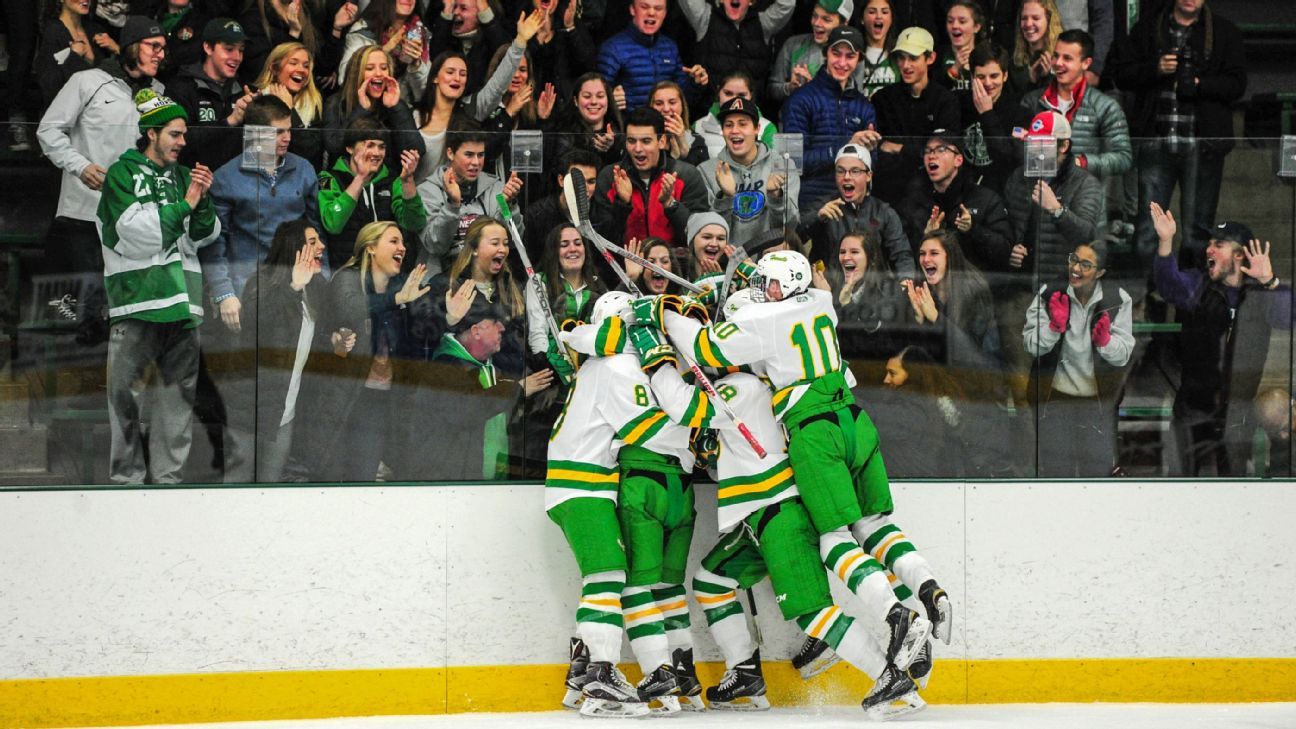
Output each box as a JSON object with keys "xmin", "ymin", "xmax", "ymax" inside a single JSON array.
[
  {"xmin": 693, "ymin": 568, "xmax": 753, "ymax": 668},
  {"xmin": 578, "ymin": 570, "xmax": 625, "ymax": 664},
  {"xmin": 623, "ymin": 585, "xmax": 669, "ymax": 674},
  {"xmin": 889, "ymin": 569, "xmax": 920, "ymax": 612},
  {"xmin": 794, "ymin": 606, "xmax": 885, "ymax": 680},
  {"xmin": 852, "ymin": 516, "xmax": 936, "ymax": 592},
  {"xmin": 651, "ymin": 582, "xmax": 694, "ymax": 652},
  {"xmin": 820, "ymin": 528, "xmax": 896, "ymax": 621}
]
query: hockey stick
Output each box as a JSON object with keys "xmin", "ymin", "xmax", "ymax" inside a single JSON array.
[
  {"xmin": 563, "ymin": 170, "xmax": 768, "ymax": 459},
  {"xmin": 562, "ymin": 169, "xmax": 706, "ymax": 295},
  {"xmin": 497, "ymin": 195, "xmax": 576, "ymax": 372},
  {"xmin": 715, "ymin": 243, "xmax": 751, "ymax": 319}
]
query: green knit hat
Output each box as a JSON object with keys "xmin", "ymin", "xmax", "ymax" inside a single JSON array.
[{"xmin": 135, "ymin": 89, "xmax": 188, "ymax": 135}]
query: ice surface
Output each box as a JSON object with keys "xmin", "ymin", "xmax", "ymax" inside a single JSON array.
[{"xmin": 68, "ymin": 703, "xmax": 1296, "ymax": 729}]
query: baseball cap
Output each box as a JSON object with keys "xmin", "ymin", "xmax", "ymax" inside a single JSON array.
[
  {"xmin": 827, "ymin": 26, "xmax": 865, "ymax": 54},
  {"xmin": 202, "ymin": 17, "xmax": 246, "ymax": 44},
  {"xmin": 717, "ymin": 97, "xmax": 760, "ymax": 125},
  {"xmin": 926, "ymin": 129, "xmax": 964, "ymax": 156},
  {"xmin": 119, "ymin": 15, "xmax": 166, "ymax": 49},
  {"xmin": 1211, "ymin": 221, "xmax": 1254, "ymax": 246},
  {"xmin": 1025, "ymin": 111, "xmax": 1072, "ymax": 140},
  {"xmin": 892, "ymin": 27, "xmax": 935, "ymax": 57},
  {"xmin": 835, "ymin": 143, "xmax": 871, "ymax": 169},
  {"xmin": 818, "ymin": 0, "xmax": 855, "ymax": 22}
]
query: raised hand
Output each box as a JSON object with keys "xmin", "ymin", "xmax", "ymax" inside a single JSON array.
[
  {"xmin": 915, "ymin": 281, "xmax": 938, "ymax": 321},
  {"xmin": 290, "ymin": 246, "xmax": 320, "ymax": 291},
  {"xmin": 593, "ymin": 123, "xmax": 616, "ymax": 152},
  {"xmin": 381, "ymin": 76, "xmax": 401, "ymax": 107},
  {"xmin": 537, "ymin": 83, "xmax": 557, "ymax": 120},
  {"xmin": 714, "ymin": 160, "xmax": 736, "ymax": 197},
  {"xmin": 523, "ymin": 368, "xmax": 555, "ymax": 396},
  {"xmin": 612, "ymin": 165, "xmax": 633, "ymax": 203},
  {"xmin": 1032, "ymin": 180, "xmax": 1060, "ymax": 213},
  {"xmin": 901, "ymin": 279, "xmax": 926, "ymax": 323},
  {"xmin": 395, "ymin": 264, "xmax": 431, "ymax": 306},
  {"xmin": 1240, "ymin": 239, "xmax": 1274, "ymax": 284},
  {"xmin": 1149, "ymin": 202, "xmax": 1176, "ymax": 254},
  {"xmin": 624, "ymin": 238, "xmax": 644, "ymax": 281},
  {"xmin": 333, "ymin": 1, "xmax": 358, "ymax": 33},
  {"xmin": 1091, "ymin": 311, "xmax": 1112, "ymax": 347},
  {"xmin": 506, "ymin": 82, "xmax": 533, "ymax": 116},
  {"xmin": 683, "ymin": 64, "xmax": 709, "ymax": 87},
  {"xmin": 516, "ymin": 9, "xmax": 544, "ymax": 44},
  {"xmin": 443, "ymin": 167, "xmax": 462, "ymax": 204},
  {"xmin": 263, "ymin": 83, "xmax": 292, "ymax": 108},
  {"xmin": 446, "ymin": 279, "xmax": 478, "ymax": 324},
  {"xmin": 789, "ymin": 63, "xmax": 812, "ymax": 89},
  {"xmin": 954, "ymin": 204, "xmax": 973, "ymax": 233},
  {"xmin": 766, "ymin": 172, "xmax": 785, "ymax": 198},
  {"xmin": 1047, "ymin": 290, "xmax": 1070, "ymax": 333},
  {"xmin": 923, "ymin": 205, "xmax": 945, "ymax": 234},
  {"xmin": 612, "ymin": 85, "xmax": 627, "ymax": 111},
  {"xmin": 818, "ymin": 198, "xmax": 845, "ymax": 221},
  {"xmin": 399, "ymin": 149, "xmax": 420, "ymax": 182},
  {"xmin": 502, "ymin": 170, "xmax": 524, "ymax": 201},
  {"xmin": 971, "ymin": 77, "xmax": 993, "ymax": 114},
  {"xmin": 657, "ymin": 172, "xmax": 678, "ymax": 205}
]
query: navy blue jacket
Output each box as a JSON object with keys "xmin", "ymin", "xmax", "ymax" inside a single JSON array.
[
  {"xmin": 597, "ymin": 26, "xmax": 690, "ymax": 110},
  {"xmin": 780, "ymin": 68, "xmax": 877, "ymax": 209}
]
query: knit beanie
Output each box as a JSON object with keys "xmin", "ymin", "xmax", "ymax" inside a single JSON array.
[
  {"xmin": 135, "ymin": 89, "xmax": 188, "ymax": 135},
  {"xmin": 686, "ymin": 212, "xmax": 729, "ymax": 244}
]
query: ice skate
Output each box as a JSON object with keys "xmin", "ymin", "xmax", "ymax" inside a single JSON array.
[
  {"xmin": 919, "ymin": 580, "xmax": 953, "ymax": 645},
  {"xmin": 907, "ymin": 640, "xmax": 933, "ymax": 690},
  {"xmin": 792, "ymin": 635, "xmax": 842, "ymax": 680},
  {"xmin": 884, "ymin": 604, "xmax": 932, "ymax": 671},
  {"xmin": 861, "ymin": 664, "xmax": 926, "ymax": 721},
  {"xmin": 704, "ymin": 650, "xmax": 771, "ymax": 711},
  {"xmin": 636, "ymin": 663, "xmax": 682, "ymax": 715},
  {"xmin": 579, "ymin": 661, "xmax": 650, "ymax": 718},
  {"xmin": 561, "ymin": 636, "xmax": 590, "ymax": 710},
  {"xmin": 672, "ymin": 648, "xmax": 706, "ymax": 711}
]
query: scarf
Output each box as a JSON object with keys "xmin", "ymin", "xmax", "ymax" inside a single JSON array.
[{"xmin": 1040, "ymin": 76, "xmax": 1088, "ymax": 124}]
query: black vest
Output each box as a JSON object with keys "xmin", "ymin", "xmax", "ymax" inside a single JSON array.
[
  {"xmin": 696, "ymin": 11, "xmax": 772, "ymax": 94},
  {"xmin": 1028, "ymin": 281, "xmax": 1129, "ymax": 413}
]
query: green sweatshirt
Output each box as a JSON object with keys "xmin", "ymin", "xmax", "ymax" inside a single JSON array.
[{"xmin": 96, "ymin": 148, "xmax": 220, "ymax": 326}]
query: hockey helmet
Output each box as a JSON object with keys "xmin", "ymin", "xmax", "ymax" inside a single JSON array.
[
  {"xmin": 722, "ymin": 288, "xmax": 758, "ymax": 320},
  {"xmin": 750, "ymin": 250, "xmax": 812, "ymax": 302},
  {"xmin": 591, "ymin": 290, "xmax": 635, "ymax": 325}
]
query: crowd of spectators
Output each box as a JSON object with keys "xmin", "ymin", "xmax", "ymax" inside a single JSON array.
[{"xmin": 5, "ymin": 0, "xmax": 1290, "ymax": 483}]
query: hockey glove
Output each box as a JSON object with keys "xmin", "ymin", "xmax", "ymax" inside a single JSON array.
[
  {"xmin": 630, "ymin": 294, "xmax": 684, "ymax": 331},
  {"xmin": 732, "ymin": 259, "xmax": 758, "ymax": 290},
  {"xmin": 690, "ymin": 428, "xmax": 719, "ymax": 473},
  {"xmin": 1047, "ymin": 291, "xmax": 1070, "ymax": 333},
  {"xmin": 629, "ymin": 324, "xmax": 678, "ymax": 374},
  {"xmin": 678, "ymin": 296, "xmax": 712, "ymax": 325},
  {"xmin": 546, "ymin": 336, "xmax": 576, "ymax": 385}
]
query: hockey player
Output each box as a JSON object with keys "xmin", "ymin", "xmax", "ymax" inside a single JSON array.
[
  {"xmin": 559, "ymin": 293, "xmax": 717, "ymax": 713},
  {"xmin": 547, "ymin": 290, "xmax": 705, "ymax": 716},
  {"xmin": 632, "ymin": 250, "xmax": 952, "ymax": 671},
  {"xmin": 649, "ymin": 290, "xmax": 926, "ymax": 720}
]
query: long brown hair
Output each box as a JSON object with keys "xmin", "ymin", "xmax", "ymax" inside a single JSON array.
[
  {"xmin": 448, "ymin": 217, "xmax": 525, "ymax": 319},
  {"xmin": 538, "ymin": 224, "xmax": 605, "ymax": 309},
  {"xmin": 487, "ymin": 43, "xmax": 536, "ymax": 127}
]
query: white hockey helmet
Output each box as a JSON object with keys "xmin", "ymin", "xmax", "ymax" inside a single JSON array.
[
  {"xmin": 751, "ymin": 250, "xmax": 812, "ymax": 302},
  {"xmin": 722, "ymin": 288, "xmax": 758, "ymax": 320},
  {"xmin": 591, "ymin": 290, "xmax": 635, "ymax": 325}
]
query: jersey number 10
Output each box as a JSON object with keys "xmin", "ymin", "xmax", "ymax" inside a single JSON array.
[{"xmin": 790, "ymin": 314, "xmax": 842, "ymax": 380}]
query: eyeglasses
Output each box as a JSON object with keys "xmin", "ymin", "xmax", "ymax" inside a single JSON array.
[
  {"xmin": 139, "ymin": 40, "xmax": 167, "ymax": 54},
  {"xmin": 1067, "ymin": 253, "xmax": 1097, "ymax": 272},
  {"xmin": 923, "ymin": 145, "xmax": 956, "ymax": 156},
  {"xmin": 835, "ymin": 166, "xmax": 871, "ymax": 177}
]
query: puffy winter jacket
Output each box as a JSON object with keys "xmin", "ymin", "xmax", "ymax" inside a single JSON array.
[
  {"xmin": 895, "ymin": 170, "xmax": 1014, "ymax": 275},
  {"xmin": 798, "ymin": 195, "xmax": 917, "ymax": 281},
  {"xmin": 597, "ymin": 26, "xmax": 689, "ymax": 111},
  {"xmin": 1003, "ymin": 156, "xmax": 1104, "ymax": 282},
  {"xmin": 780, "ymin": 68, "xmax": 877, "ymax": 209},
  {"xmin": 1019, "ymin": 81, "xmax": 1132, "ymax": 179}
]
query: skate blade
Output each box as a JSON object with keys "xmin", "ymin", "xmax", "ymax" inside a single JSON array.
[
  {"xmin": 933, "ymin": 594, "xmax": 953, "ymax": 645},
  {"xmin": 798, "ymin": 651, "xmax": 843, "ymax": 680},
  {"xmin": 893, "ymin": 616, "xmax": 933, "ymax": 671},
  {"xmin": 708, "ymin": 695, "xmax": 771, "ymax": 712},
  {"xmin": 562, "ymin": 687, "xmax": 585, "ymax": 710},
  {"xmin": 913, "ymin": 668, "xmax": 931, "ymax": 691},
  {"xmin": 679, "ymin": 694, "xmax": 706, "ymax": 712},
  {"xmin": 865, "ymin": 690, "xmax": 926, "ymax": 722},
  {"xmin": 647, "ymin": 694, "xmax": 680, "ymax": 715},
  {"xmin": 579, "ymin": 697, "xmax": 651, "ymax": 718}
]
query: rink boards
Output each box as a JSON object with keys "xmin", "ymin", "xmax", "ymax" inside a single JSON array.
[{"xmin": 1, "ymin": 480, "xmax": 1294, "ymax": 728}]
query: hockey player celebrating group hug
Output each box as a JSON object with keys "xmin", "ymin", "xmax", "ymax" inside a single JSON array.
[{"xmin": 543, "ymin": 223, "xmax": 953, "ymax": 720}]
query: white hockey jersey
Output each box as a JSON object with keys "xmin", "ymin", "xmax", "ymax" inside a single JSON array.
[{"xmin": 662, "ymin": 288, "xmax": 848, "ymax": 420}]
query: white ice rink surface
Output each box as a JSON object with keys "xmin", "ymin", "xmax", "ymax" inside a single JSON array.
[{"xmin": 68, "ymin": 704, "xmax": 1296, "ymax": 729}]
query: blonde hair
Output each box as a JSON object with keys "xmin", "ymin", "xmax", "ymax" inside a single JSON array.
[
  {"xmin": 341, "ymin": 45, "xmax": 395, "ymax": 117},
  {"xmin": 447, "ymin": 217, "xmax": 524, "ymax": 319},
  {"xmin": 255, "ymin": 42, "xmax": 323, "ymax": 126},
  {"xmin": 1013, "ymin": 0, "xmax": 1064, "ymax": 70},
  {"xmin": 343, "ymin": 221, "xmax": 401, "ymax": 294}
]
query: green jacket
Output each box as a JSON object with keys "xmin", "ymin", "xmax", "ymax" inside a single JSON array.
[
  {"xmin": 317, "ymin": 158, "xmax": 426, "ymax": 237},
  {"xmin": 96, "ymin": 148, "xmax": 220, "ymax": 326}
]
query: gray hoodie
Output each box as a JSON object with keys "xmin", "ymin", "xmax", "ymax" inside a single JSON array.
[
  {"xmin": 416, "ymin": 164, "xmax": 521, "ymax": 277},
  {"xmin": 699, "ymin": 142, "xmax": 800, "ymax": 246}
]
